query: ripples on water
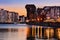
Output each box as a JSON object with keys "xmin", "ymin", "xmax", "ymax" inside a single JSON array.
[
  {"xmin": 0, "ymin": 24, "xmax": 28, "ymax": 40},
  {"xmin": 0, "ymin": 24, "xmax": 60, "ymax": 40}
]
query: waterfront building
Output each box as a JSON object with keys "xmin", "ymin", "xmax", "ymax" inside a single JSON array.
[
  {"xmin": 44, "ymin": 7, "xmax": 50, "ymax": 18},
  {"xmin": 25, "ymin": 4, "xmax": 36, "ymax": 21},
  {"xmin": 36, "ymin": 8, "xmax": 46, "ymax": 22},
  {"xmin": 8, "ymin": 12, "xmax": 18, "ymax": 23},
  {"xmin": 0, "ymin": 9, "xmax": 9, "ymax": 22},
  {"xmin": 0, "ymin": 9, "xmax": 18, "ymax": 23},
  {"xmin": 37, "ymin": 8, "xmax": 43, "ymax": 15},
  {"xmin": 44, "ymin": 6, "xmax": 60, "ymax": 19},
  {"xmin": 19, "ymin": 15, "xmax": 25, "ymax": 22},
  {"xmin": 36, "ymin": 8, "xmax": 43, "ymax": 22}
]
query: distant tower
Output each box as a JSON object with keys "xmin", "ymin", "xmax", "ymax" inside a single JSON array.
[{"xmin": 25, "ymin": 4, "xmax": 36, "ymax": 20}]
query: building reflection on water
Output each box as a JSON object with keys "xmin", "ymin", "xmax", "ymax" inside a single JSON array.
[
  {"xmin": 27, "ymin": 26, "xmax": 60, "ymax": 40},
  {"xmin": 0, "ymin": 27, "xmax": 28, "ymax": 40},
  {"xmin": 0, "ymin": 25, "xmax": 60, "ymax": 40}
]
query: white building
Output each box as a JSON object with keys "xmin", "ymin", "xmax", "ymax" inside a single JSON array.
[
  {"xmin": 0, "ymin": 9, "xmax": 18, "ymax": 23},
  {"xmin": 0, "ymin": 9, "xmax": 8, "ymax": 22},
  {"xmin": 44, "ymin": 6, "xmax": 60, "ymax": 19},
  {"xmin": 8, "ymin": 12, "xmax": 18, "ymax": 23}
]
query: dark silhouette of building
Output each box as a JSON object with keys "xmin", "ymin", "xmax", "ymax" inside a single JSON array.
[
  {"xmin": 37, "ymin": 8, "xmax": 43, "ymax": 15},
  {"xmin": 25, "ymin": 4, "xmax": 36, "ymax": 21},
  {"xmin": 36, "ymin": 8, "xmax": 46, "ymax": 22}
]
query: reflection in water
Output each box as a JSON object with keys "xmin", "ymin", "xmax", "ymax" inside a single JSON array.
[
  {"xmin": 30, "ymin": 26, "xmax": 60, "ymax": 40},
  {"xmin": 39, "ymin": 26, "xmax": 42, "ymax": 39},
  {"xmin": 44, "ymin": 27, "xmax": 54, "ymax": 39},
  {"xmin": 0, "ymin": 27, "xmax": 28, "ymax": 40},
  {"xmin": 32, "ymin": 25, "xmax": 36, "ymax": 37},
  {"xmin": 0, "ymin": 24, "xmax": 60, "ymax": 40},
  {"xmin": 56, "ymin": 28, "xmax": 60, "ymax": 39}
]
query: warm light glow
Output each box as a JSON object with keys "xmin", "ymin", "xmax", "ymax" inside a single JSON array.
[
  {"xmin": 26, "ymin": 27, "xmax": 31, "ymax": 37},
  {"xmin": 37, "ymin": 18, "xmax": 40, "ymax": 21},
  {"xmin": 56, "ymin": 28, "xmax": 60, "ymax": 39},
  {"xmin": 47, "ymin": 17, "xmax": 50, "ymax": 20},
  {"xmin": 38, "ymin": 26, "xmax": 42, "ymax": 38},
  {"xmin": 57, "ymin": 17, "xmax": 60, "ymax": 22},
  {"xmin": 32, "ymin": 25, "xmax": 36, "ymax": 37},
  {"xmin": 45, "ymin": 28, "xmax": 50, "ymax": 38},
  {"xmin": 18, "ymin": 27, "xmax": 28, "ymax": 40},
  {"xmin": 37, "ymin": 17, "xmax": 42, "ymax": 22},
  {"xmin": 26, "ymin": 20, "xmax": 29, "ymax": 22},
  {"xmin": 44, "ymin": 28, "xmax": 54, "ymax": 38}
]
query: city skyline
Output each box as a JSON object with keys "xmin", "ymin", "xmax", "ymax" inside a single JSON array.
[{"xmin": 0, "ymin": 0, "xmax": 60, "ymax": 16}]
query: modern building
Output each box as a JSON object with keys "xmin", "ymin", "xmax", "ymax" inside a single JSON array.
[
  {"xmin": 19, "ymin": 15, "xmax": 25, "ymax": 22},
  {"xmin": 25, "ymin": 4, "xmax": 36, "ymax": 21},
  {"xmin": 8, "ymin": 12, "xmax": 18, "ymax": 23},
  {"xmin": 0, "ymin": 9, "xmax": 18, "ymax": 23},
  {"xmin": 36, "ymin": 8, "xmax": 46, "ymax": 22},
  {"xmin": 44, "ymin": 6, "xmax": 60, "ymax": 19},
  {"xmin": 25, "ymin": 5, "xmax": 60, "ymax": 22},
  {"xmin": 0, "ymin": 9, "xmax": 9, "ymax": 22}
]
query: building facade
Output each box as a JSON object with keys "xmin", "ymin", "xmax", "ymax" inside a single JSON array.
[
  {"xmin": 0, "ymin": 9, "xmax": 9, "ymax": 22},
  {"xmin": 8, "ymin": 12, "xmax": 18, "ymax": 23},
  {"xmin": 25, "ymin": 4, "xmax": 36, "ymax": 21},
  {"xmin": 36, "ymin": 8, "xmax": 46, "ymax": 22},
  {"xmin": 0, "ymin": 9, "xmax": 18, "ymax": 23},
  {"xmin": 44, "ymin": 6, "xmax": 60, "ymax": 19}
]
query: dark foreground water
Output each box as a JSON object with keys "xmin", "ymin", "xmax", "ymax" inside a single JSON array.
[{"xmin": 0, "ymin": 24, "xmax": 60, "ymax": 40}]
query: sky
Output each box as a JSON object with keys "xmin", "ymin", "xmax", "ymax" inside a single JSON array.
[{"xmin": 0, "ymin": 0, "xmax": 60, "ymax": 16}]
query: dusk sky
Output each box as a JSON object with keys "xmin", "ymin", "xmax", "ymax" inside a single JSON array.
[{"xmin": 0, "ymin": 0, "xmax": 60, "ymax": 16}]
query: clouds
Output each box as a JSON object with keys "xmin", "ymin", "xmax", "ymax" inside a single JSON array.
[
  {"xmin": 0, "ymin": 0, "xmax": 60, "ymax": 7},
  {"xmin": 0, "ymin": 0, "xmax": 60, "ymax": 16}
]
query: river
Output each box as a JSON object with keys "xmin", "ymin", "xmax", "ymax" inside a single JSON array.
[{"xmin": 0, "ymin": 24, "xmax": 60, "ymax": 40}]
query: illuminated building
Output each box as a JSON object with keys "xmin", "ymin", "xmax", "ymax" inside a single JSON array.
[
  {"xmin": 37, "ymin": 8, "xmax": 46, "ymax": 22},
  {"xmin": 37, "ymin": 8, "xmax": 43, "ymax": 22},
  {"xmin": 44, "ymin": 6, "xmax": 60, "ymax": 19}
]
